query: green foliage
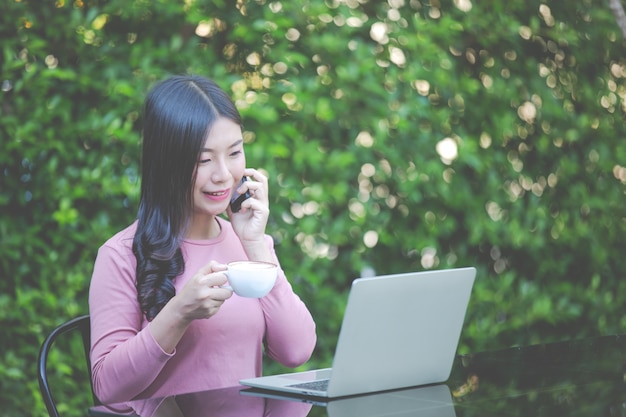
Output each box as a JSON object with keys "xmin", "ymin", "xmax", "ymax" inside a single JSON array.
[{"xmin": 2, "ymin": 0, "xmax": 626, "ymax": 416}]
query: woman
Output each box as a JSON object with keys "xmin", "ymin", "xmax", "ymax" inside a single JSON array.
[{"xmin": 89, "ymin": 75, "xmax": 317, "ymax": 404}]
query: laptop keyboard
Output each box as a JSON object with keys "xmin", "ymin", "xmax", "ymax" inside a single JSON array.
[{"xmin": 286, "ymin": 379, "xmax": 329, "ymax": 392}]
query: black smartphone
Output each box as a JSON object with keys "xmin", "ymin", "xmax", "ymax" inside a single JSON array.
[{"xmin": 230, "ymin": 176, "xmax": 251, "ymax": 212}]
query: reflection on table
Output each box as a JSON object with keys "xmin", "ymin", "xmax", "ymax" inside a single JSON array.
[
  {"xmin": 449, "ymin": 334, "xmax": 626, "ymax": 416},
  {"xmin": 89, "ymin": 384, "xmax": 313, "ymax": 417},
  {"xmin": 90, "ymin": 335, "xmax": 626, "ymax": 417}
]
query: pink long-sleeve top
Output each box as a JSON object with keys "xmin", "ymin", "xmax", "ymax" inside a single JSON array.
[{"xmin": 89, "ymin": 218, "xmax": 317, "ymax": 404}]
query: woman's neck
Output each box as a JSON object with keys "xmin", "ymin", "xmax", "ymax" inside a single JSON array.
[{"xmin": 186, "ymin": 216, "xmax": 221, "ymax": 240}]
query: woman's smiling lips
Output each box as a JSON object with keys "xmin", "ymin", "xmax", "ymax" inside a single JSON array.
[{"xmin": 203, "ymin": 189, "xmax": 231, "ymax": 202}]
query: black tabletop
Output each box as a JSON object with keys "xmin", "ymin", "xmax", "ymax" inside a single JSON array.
[{"xmin": 90, "ymin": 334, "xmax": 626, "ymax": 417}]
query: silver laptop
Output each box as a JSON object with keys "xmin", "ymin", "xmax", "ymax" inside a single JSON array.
[{"xmin": 240, "ymin": 267, "xmax": 476, "ymax": 398}]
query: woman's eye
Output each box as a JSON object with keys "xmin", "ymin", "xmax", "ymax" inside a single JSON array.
[
  {"xmin": 230, "ymin": 150, "xmax": 243, "ymax": 157},
  {"xmin": 199, "ymin": 158, "xmax": 211, "ymax": 164}
]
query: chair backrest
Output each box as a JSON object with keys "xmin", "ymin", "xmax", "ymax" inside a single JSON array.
[{"xmin": 38, "ymin": 315, "xmax": 100, "ymax": 417}]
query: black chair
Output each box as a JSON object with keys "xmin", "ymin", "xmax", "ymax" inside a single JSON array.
[{"xmin": 38, "ymin": 315, "xmax": 100, "ymax": 417}]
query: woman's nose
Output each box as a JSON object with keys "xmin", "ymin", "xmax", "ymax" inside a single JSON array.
[{"xmin": 211, "ymin": 160, "xmax": 230, "ymax": 182}]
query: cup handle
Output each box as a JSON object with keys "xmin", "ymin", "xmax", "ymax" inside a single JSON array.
[{"xmin": 220, "ymin": 271, "xmax": 232, "ymax": 291}]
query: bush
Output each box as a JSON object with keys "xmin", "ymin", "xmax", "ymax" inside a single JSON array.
[{"xmin": 2, "ymin": 1, "xmax": 625, "ymax": 416}]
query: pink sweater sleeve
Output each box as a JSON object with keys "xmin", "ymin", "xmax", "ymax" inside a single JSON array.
[
  {"xmin": 261, "ymin": 274, "xmax": 317, "ymax": 367},
  {"xmin": 89, "ymin": 241, "xmax": 174, "ymax": 403},
  {"xmin": 260, "ymin": 238, "xmax": 317, "ymax": 367}
]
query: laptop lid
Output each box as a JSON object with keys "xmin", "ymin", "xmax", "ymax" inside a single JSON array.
[
  {"xmin": 327, "ymin": 267, "xmax": 475, "ymax": 397},
  {"xmin": 241, "ymin": 267, "xmax": 476, "ymax": 398}
]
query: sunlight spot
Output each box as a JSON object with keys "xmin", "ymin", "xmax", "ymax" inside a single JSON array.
[
  {"xmin": 421, "ymin": 247, "xmax": 439, "ymax": 269},
  {"xmin": 480, "ymin": 73, "xmax": 493, "ymax": 88},
  {"xmin": 486, "ymin": 201, "xmax": 503, "ymax": 221},
  {"xmin": 92, "ymin": 14, "xmax": 108, "ymax": 30},
  {"xmin": 281, "ymin": 92, "xmax": 297, "ymax": 106},
  {"xmin": 273, "ymin": 62, "xmax": 287, "ymax": 74},
  {"xmin": 83, "ymin": 30, "xmax": 95, "ymax": 44},
  {"xmin": 613, "ymin": 165, "xmax": 626, "ymax": 183},
  {"xmin": 539, "ymin": 4, "xmax": 555, "ymax": 27},
  {"xmin": 517, "ymin": 101, "xmax": 537, "ymax": 124},
  {"xmin": 611, "ymin": 63, "xmax": 626, "ymax": 78},
  {"xmin": 290, "ymin": 203, "xmax": 304, "ymax": 219},
  {"xmin": 443, "ymin": 168, "xmax": 455, "ymax": 183},
  {"xmin": 355, "ymin": 131, "xmax": 374, "ymax": 147},
  {"xmin": 361, "ymin": 163, "xmax": 375, "ymax": 177},
  {"xmin": 414, "ymin": 79, "xmax": 430, "ymax": 96},
  {"xmin": 454, "ymin": 0, "xmax": 472, "ymax": 12},
  {"xmin": 548, "ymin": 173, "xmax": 558, "ymax": 187},
  {"xmin": 45, "ymin": 55, "xmax": 58, "ymax": 69},
  {"xmin": 480, "ymin": 132, "xmax": 492, "ymax": 149},
  {"xmin": 429, "ymin": 7, "xmax": 441, "ymax": 19},
  {"xmin": 246, "ymin": 52, "xmax": 261, "ymax": 66},
  {"xmin": 363, "ymin": 230, "xmax": 379, "ymax": 248},
  {"xmin": 361, "ymin": 266, "xmax": 377, "ymax": 278},
  {"xmin": 519, "ymin": 26, "xmax": 532, "ymax": 40},
  {"xmin": 269, "ymin": 2, "xmax": 282, "ymax": 12},
  {"xmin": 349, "ymin": 199, "xmax": 367, "ymax": 218},
  {"xmin": 504, "ymin": 50, "xmax": 517, "ymax": 61},
  {"xmin": 436, "ymin": 137, "xmax": 458, "ymax": 165},
  {"xmin": 195, "ymin": 21, "xmax": 213, "ymax": 37},
  {"xmin": 389, "ymin": 46, "xmax": 406, "ymax": 66},
  {"xmin": 388, "ymin": 8, "xmax": 401, "ymax": 21},
  {"xmin": 347, "ymin": 16, "xmax": 364, "ymax": 27},
  {"xmin": 370, "ymin": 21, "xmax": 388, "ymax": 44},
  {"xmin": 286, "ymin": 28, "xmax": 300, "ymax": 41}
]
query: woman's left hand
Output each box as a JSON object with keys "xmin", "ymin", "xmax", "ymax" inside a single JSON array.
[{"xmin": 227, "ymin": 168, "xmax": 270, "ymax": 243}]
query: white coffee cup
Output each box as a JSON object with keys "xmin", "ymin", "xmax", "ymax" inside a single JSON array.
[{"xmin": 223, "ymin": 261, "xmax": 278, "ymax": 298}]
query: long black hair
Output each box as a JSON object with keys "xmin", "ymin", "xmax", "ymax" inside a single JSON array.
[{"xmin": 133, "ymin": 75, "xmax": 242, "ymax": 321}]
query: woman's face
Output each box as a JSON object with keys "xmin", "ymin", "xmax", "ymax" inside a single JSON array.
[{"xmin": 192, "ymin": 117, "xmax": 246, "ymax": 218}]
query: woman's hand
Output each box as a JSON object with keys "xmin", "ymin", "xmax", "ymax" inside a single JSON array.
[
  {"xmin": 173, "ymin": 261, "xmax": 233, "ymax": 322},
  {"xmin": 227, "ymin": 168, "xmax": 270, "ymax": 244},
  {"xmin": 149, "ymin": 261, "xmax": 233, "ymax": 353}
]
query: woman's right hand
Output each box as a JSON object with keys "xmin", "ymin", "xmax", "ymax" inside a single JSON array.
[
  {"xmin": 173, "ymin": 261, "xmax": 233, "ymax": 322},
  {"xmin": 149, "ymin": 261, "xmax": 233, "ymax": 354}
]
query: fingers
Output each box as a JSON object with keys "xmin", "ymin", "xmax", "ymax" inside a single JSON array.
[
  {"xmin": 241, "ymin": 169, "xmax": 268, "ymax": 202},
  {"xmin": 196, "ymin": 262, "xmax": 227, "ymax": 285},
  {"xmin": 186, "ymin": 290, "xmax": 231, "ymax": 321},
  {"xmin": 194, "ymin": 266, "xmax": 232, "ymax": 301},
  {"xmin": 230, "ymin": 170, "xmax": 269, "ymax": 216},
  {"xmin": 197, "ymin": 260, "xmax": 227, "ymax": 276},
  {"xmin": 207, "ymin": 286, "xmax": 233, "ymax": 301},
  {"xmin": 244, "ymin": 168, "xmax": 268, "ymax": 185},
  {"xmin": 189, "ymin": 276, "xmax": 233, "ymax": 318}
]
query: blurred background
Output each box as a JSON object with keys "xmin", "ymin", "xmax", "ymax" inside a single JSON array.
[{"xmin": 2, "ymin": 0, "xmax": 626, "ymax": 416}]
